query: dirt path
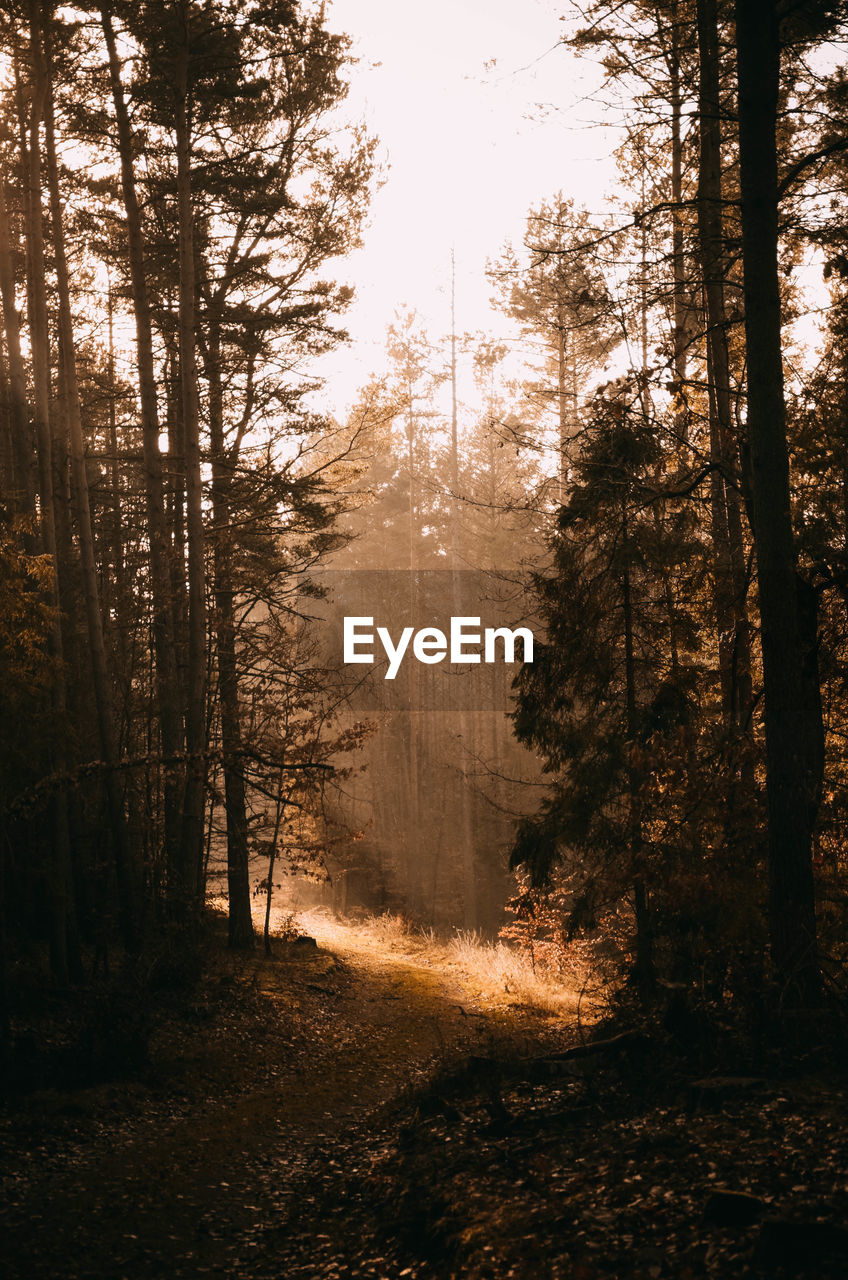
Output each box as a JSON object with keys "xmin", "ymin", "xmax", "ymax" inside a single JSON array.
[{"xmin": 0, "ymin": 912, "xmax": 570, "ymax": 1280}]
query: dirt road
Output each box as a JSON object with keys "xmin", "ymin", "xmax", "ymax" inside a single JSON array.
[{"xmin": 0, "ymin": 912, "xmax": 568, "ymax": 1279}]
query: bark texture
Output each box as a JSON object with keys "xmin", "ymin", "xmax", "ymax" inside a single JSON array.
[{"xmin": 734, "ymin": 0, "xmax": 819, "ymax": 999}]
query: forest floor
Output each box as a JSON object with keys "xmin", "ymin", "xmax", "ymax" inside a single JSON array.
[{"xmin": 1, "ymin": 908, "xmax": 848, "ymax": 1279}]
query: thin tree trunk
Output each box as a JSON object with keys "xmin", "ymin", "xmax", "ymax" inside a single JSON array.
[
  {"xmin": 162, "ymin": 326, "xmax": 188, "ymax": 703},
  {"xmin": 0, "ymin": 330, "xmax": 11, "ymax": 488},
  {"xmin": 206, "ymin": 318, "xmax": 253, "ymax": 948},
  {"xmin": 175, "ymin": 13, "xmax": 208, "ymax": 917},
  {"xmin": 638, "ymin": 172, "xmax": 652, "ymax": 422},
  {"xmin": 667, "ymin": 1, "xmax": 689, "ymax": 439},
  {"xmin": 696, "ymin": 0, "xmax": 753, "ymax": 734},
  {"xmin": 622, "ymin": 504, "xmax": 654, "ymax": 995},
  {"xmin": 101, "ymin": 2, "xmax": 185, "ymax": 903},
  {"xmin": 557, "ymin": 318, "xmax": 568, "ymax": 500},
  {"xmin": 25, "ymin": 0, "xmax": 75, "ymax": 984},
  {"xmin": 405, "ymin": 388, "xmax": 422, "ymax": 913},
  {"xmin": 734, "ymin": 0, "xmax": 819, "ymax": 1001},
  {"xmin": 42, "ymin": 27, "xmax": 139, "ymax": 952},
  {"xmin": 450, "ymin": 255, "xmax": 477, "ymax": 930},
  {"xmin": 105, "ymin": 279, "xmax": 127, "ymax": 614},
  {"xmin": 0, "ymin": 175, "xmax": 35, "ymax": 518},
  {"xmin": 264, "ymin": 780, "xmax": 287, "ymax": 957}
]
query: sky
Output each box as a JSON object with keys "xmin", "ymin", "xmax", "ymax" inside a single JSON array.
[{"xmin": 320, "ymin": 0, "xmax": 622, "ymax": 416}]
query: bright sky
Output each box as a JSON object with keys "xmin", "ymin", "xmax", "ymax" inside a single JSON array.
[{"xmin": 321, "ymin": 0, "xmax": 621, "ymax": 416}]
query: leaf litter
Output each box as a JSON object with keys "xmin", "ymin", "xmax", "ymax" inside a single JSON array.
[{"xmin": 1, "ymin": 914, "xmax": 847, "ymax": 1278}]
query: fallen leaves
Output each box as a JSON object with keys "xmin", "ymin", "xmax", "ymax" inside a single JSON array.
[{"xmin": 3, "ymin": 921, "xmax": 848, "ymax": 1279}]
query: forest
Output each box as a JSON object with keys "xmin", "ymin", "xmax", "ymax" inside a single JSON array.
[{"xmin": 3, "ymin": 0, "xmax": 848, "ymax": 1276}]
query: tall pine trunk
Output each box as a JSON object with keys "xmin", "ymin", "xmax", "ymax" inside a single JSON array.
[
  {"xmin": 101, "ymin": 3, "xmax": 185, "ymax": 903},
  {"xmin": 697, "ymin": 0, "xmax": 753, "ymax": 735},
  {"xmin": 175, "ymin": 11, "xmax": 208, "ymax": 916},
  {"xmin": 733, "ymin": 0, "xmax": 819, "ymax": 1000}
]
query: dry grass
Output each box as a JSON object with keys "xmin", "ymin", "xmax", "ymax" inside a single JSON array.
[
  {"xmin": 444, "ymin": 928, "xmax": 598, "ymax": 1017},
  {"xmin": 207, "ymin": 891, "xmax": 600, "ymax": 1019},
  {"xmin": 206, "ymin": 893, "xmax": 600, "ymax": 1021},
  {"xmin": 284, "ymin": 906, "xmax": 598, "ymax": 1021}
]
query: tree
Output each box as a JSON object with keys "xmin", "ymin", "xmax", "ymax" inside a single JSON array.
[
  {"xmin": 733, "ymin": 0, "xmax": 821, "ymax": 1000},
  {"xmin": 0, "ymin": 0, "xmax": 375, "ymax": 989},
  {"xmin": 490, "ymin": 197, "xmax": 618, "ymax": 496},
  {"xmin": 95, "ymin": 0, "xmax": 374, "ymax": 937},
  {"xmin": 510, "ymin": 379, "xmax": 764, "ymax": 991},
  {"xmin": 100, "ymin": 0, "xmax": 186, "ymax": 912}
]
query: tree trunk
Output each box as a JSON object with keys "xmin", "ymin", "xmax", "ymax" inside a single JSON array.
[
  {"xmin": 175, "ymin": 12, "xmax": 208, "ymax": 915},
  {"xmin": 405, "ymin": 390, "xmax": 423, "ymax": 913},
  {"xmin": 206, "ymin": 318, "xmax": 253, "ymax": 948},
  {"xmin": 0, "ymin": 174, "xmax": 35, "ymax": 518},
  {"xmin": 105, "ymin": 278, "xmax": 128, "ymax": 660},
  {"xmin": 557, "ymin": 318, "xmax": 569, "ymax": 500},
  {"xmin": 43, "ymin": 25, "xmax": 139, "ymax": 952},
  {"xmin": 0, "ymin": 330, "xmax": 11, "ymax": 489},
  {"xmin": 101, "ymin": 2, "xmax": 185, "ymax": 901},
  {"xmin": 667, "ymin": 0, "xmax": 689, "ymax": 440},
  {"xmin": 733, "ymin": 0, "xmax": 819, "ymax": 1001},
  {"xmin": 264, "ymin": 779, "xmax": 287, "ymax": 957},
  {"xmin": 450, "ymin": 259, "xmax": 477, "ymax": 930},
  {"xmin": 25, "ymin": 0, "xmax": 77, "ymax": 984},
  {"xmin": 696, "ymin": 0, "xmax": 753, "ymax": 735},
  {"xmin": 622, "ymin": 504, "xmax": 654, "ymax": 995}
]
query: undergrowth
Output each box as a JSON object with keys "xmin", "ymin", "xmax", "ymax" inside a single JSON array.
[{"xmin": 292, "ymin": 906, "xmax": 598, "ymax": 1019}]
